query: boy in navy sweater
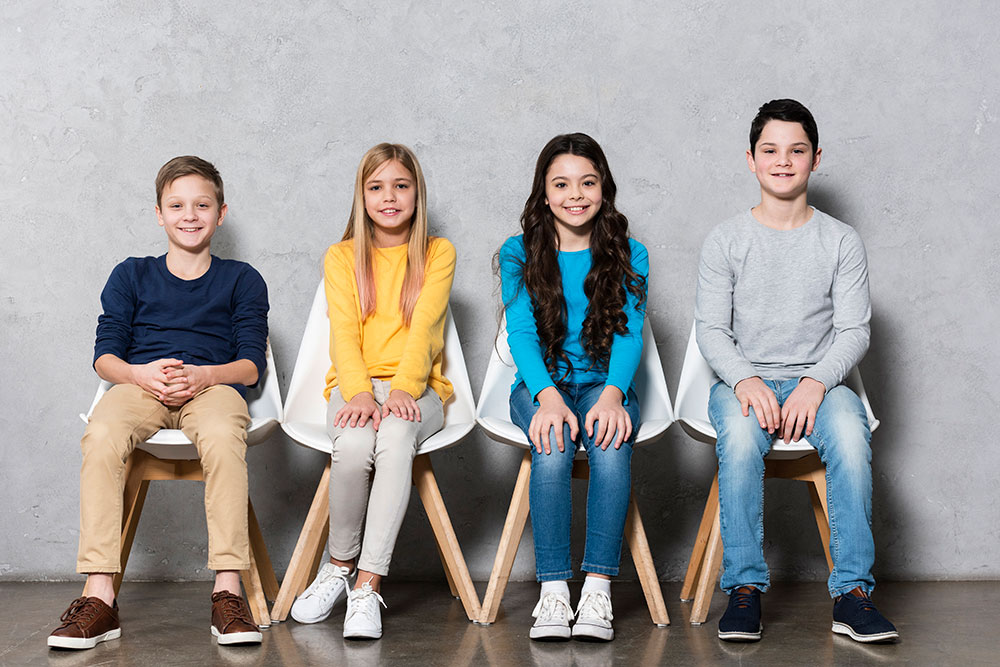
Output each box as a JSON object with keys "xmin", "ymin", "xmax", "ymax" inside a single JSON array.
[{"xmin": 48, "ymin": 156, "xmax": 269, "ymax": 650}]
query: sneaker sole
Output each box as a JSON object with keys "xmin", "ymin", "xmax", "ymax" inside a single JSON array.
[
  {"xmin": 211, "ymin": 625, "xmax": 262, "ymax": 645},
  {"xmin": 290, "ymin": 599, "xmax": 342, "ymax": 624},
  {"xmin": 832, "ymin": 622, "xmax": 899, "ymax": 643},
  {"xmin": 572, "ymin": 624, "xmax": 614, "ymax": 642},
  {"xmin": 343, "ymin": 629, "xmax": 382, "ymax": 640},
  {"xmin": 529, "ymin": 626, "xmax": 571, "ymax": 641},
  {"xmin": 718, "ymin": 624, "xmax": 763, "ymax": 642},
  {"xmin": 47, "ymin": 628, "xmax": 121, "ymax": 650}
]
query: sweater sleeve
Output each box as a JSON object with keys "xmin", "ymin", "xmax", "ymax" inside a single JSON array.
[
  {"xmin": 605, "ymin": 240, "xmax": 649, "ymax": 401},
  {"xmin": 231, "ymin": 265, "xmax": 269, "ymax": 386},
  {"xmin": 391, "ymin": 239, "xmax": 456, "ymax": 398},
  {"xmin": 695, "ymin": 229, "xmax": 758, "ymax": 388},
  {"xmin": 499, "ymin": 236, "xmax": 555, "ymax": 401},
  {"xmin": 802, "ymin": 230, "xmax": 871, "ymax": 390},
  {"xmin": 93, "ymin": 260, "xmax": 137, "ymax": 366},
  {"xmin": 324, "ymin": 244, "xmax": 372, "ymax": 401}
]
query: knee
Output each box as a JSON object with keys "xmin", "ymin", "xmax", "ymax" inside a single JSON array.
[
  {"xmin": 372, "ymin": 416, "xmax": 419, "ymax": 465},
  {"xmin": 197, "ymin": 426, "xmax": 248, "ymax": 470},
  {"xmin": 816, "ymin": 387, "xmax": 871, "ymax": 468},
  {"xmin": 331, "ymin": 427, "xmax": 377, "ymax": 473},
  {"xmin": 80, "ymin": 420, "xmax": 127, "ymax": 465}
]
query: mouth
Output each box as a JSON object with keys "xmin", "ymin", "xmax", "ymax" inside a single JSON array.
[
  {"xmin": 379, "ymin": 208, "xmax": 401, "ymax": 216},
  {"xmin": 563, "ymin": 205, "xmax": 590, "ymax": 215},
  {"xmin": 770, "ymin": 173, "xmax": 795, "ymax": 178},
  {"xmin": 179, "ymin": 226, "xmax": 203, "ymax": 233}
]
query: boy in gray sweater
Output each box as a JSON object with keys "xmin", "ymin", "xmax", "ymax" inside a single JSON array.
[{"xmin": 695, "ymin": 99, "xmax": 897, "ymax": 644}]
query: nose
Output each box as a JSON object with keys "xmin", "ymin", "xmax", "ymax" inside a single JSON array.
[
  {"xmin": 182, "ymin": 205, "xmax": 198, "ymax": 220},
  {"xmin": 776, "ymin": 151, "xmax": 793, "ymax": 166},
  {"xmin": 568, "ymin": 183, "xmax": 584, "ymax": 200},
  {"xmin": 383, "ymin": 187, "xmax": 396, "ymax": 202}
]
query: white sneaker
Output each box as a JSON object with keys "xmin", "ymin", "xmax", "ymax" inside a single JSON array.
[
  {"xmin": 572, "ymin": 590, "xmax": 614, "ymax": 642},
  {"xmin": 290, "ymin": 563, "xmax": 353, "ymax": 624},
  {"xmin": 529, "ymin": 592, "xmax": 573, "ymax": 641},
  {"xmin": 343, "ymin": 581, "xmax": 386, "ymax": 640}
]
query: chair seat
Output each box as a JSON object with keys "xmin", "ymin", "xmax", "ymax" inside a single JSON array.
[
  {"xmin": 676, "ymin": 416, "xmax": 820, "ymax": 461},
  {"xmin": 281, "ymin": 419, "xmax": 474, "ymax": 457},
  {"xmin": 132, "ymin": 419, "xmax": 280, "ymax": 459}
]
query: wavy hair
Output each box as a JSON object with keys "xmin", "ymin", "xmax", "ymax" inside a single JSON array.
[
  {"xmin": 506, "ymin": 133, "xmax": 646, "ymax": 383},
  {"xmin": 342, "ymin": 143, "xmax": 429, "ymax": 326}
]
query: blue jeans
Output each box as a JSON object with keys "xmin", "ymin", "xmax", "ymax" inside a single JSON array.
[
  {"xmin": 509, "ymin": 381, "xmax": 639, "ymax": 582},
  {"xmin": 708, "ymin": 379, "xmax": 875, "ymax": 598}
]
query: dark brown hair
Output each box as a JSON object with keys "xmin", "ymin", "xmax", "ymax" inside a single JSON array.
[
  {"xmin": 155, "ymin": 156, "xmax": 224, "ymax": 207},
  {"xmin": 749, "ymin": 99, "xmax": 819, "ymax": 155},
  {"xmin": 504, "ymin": 133, "xmax": 646, "ymax": 383}
]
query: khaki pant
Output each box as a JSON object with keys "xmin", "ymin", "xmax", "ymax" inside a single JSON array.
[
  {"xmin": 326, "ymin": 379, "xmax": 443, "ymax": 575},
  {"xmin": 77, "ymin": 383, "xmax": 251, "ymax": 573}
]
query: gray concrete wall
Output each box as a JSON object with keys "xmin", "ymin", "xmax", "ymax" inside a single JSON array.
[{"xmin": 2, "ymin": 1, "xmax": 997, "ymax": 583}]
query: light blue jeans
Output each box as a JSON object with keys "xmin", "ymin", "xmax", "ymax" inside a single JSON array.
[
  {"xmin": 708, "ymin": 378, "xmax": 875, "ymax": 598},
  {"xmin": 509, "ymin": 381, "xmax": 638, "ymax": 582}
]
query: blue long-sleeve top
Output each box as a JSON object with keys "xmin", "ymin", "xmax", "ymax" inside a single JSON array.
[
  {"xmin": 93, "ymin": 255, "xmax": 269, "ymax": 397},
  {"xmin": 499, "ymin": 235, "xmax": 648, "ymax": 402}
]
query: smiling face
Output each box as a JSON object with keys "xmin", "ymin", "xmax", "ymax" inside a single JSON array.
[
  {"xmin": 363, "ymin": 159, "xmax": 416, "ymax": 247},
  {"xmin": 155, "ymin": 174, "xmax": 226, "ymax": 253},
  {"xmin": 748, "ymin": 120, "xmax": 821, "ymax": 202},
  {"xmin": 544, "ymin": 153, "xmax": 603, "ymax": 247}
]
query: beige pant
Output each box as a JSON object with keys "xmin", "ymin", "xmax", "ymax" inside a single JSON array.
[
  {"xmin": 326, "ymin": 379, "xmax": 443, "ymax": 575},
  {"xmin": 77, "ymin": 383, "xmax": 251, "ymax": 573}
]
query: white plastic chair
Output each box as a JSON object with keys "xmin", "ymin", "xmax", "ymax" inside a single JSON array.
[
  {"xmin": 673, "ymin": 321, "xmax": 879, "ymax": 624},
  {"xmin": 475, "ymin": 317, "xmax": 673, "ymax": 626},
  {"xmin": 270, "ymin": 281, "xmax": 480, "ymax": 623},
  {"xmin": 79, "ymin": 342, "xmax": 282, "ymax": 627}
]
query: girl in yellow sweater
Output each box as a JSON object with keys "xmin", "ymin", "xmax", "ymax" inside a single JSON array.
[{"xmin": 291, "ymin": 144, "xmax": 456, "ymax": 639}]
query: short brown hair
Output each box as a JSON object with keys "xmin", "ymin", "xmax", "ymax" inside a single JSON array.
[{"xmin": 155, "ymin": 156, "xmax": 224, "ymax": 207}]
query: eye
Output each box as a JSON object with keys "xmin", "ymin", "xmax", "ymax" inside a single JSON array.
[
  {"xmin": 763, "ymin": 149, "xmax": 775, "ymax": 154},
  {"xmin": 170, "ymin": 203, "xmax": 181, "ymax": 208},
  {"xmin": 396, "ymin": 183, "xmax": 409, "ymax": 189},
  {"xmin": 369, "ymin": 185, "xmax": 381, "ymax": 191},
  {"xmin": 583, "ymin": 179, "xmax": 597, "ymax": 187},
  {"xmin": 793, "ymin": 149, "xmax": 805, "ymax": 154},
  {"xmin": 553, "ymin": 182, "xmax": 566, "ymax": 188}
]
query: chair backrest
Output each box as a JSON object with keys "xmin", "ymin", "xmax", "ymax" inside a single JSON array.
[
  {"xmin": 281, "ymin": 280, "xmax": 475, "ymax": 456},
  {"xmin": 475, "ymin": 316, "xmax": 674, "ymax": 450},
  {"xmin": 673, "ymin": 321, "xmax": 879, "ymax": 458},
  {"xmin": 79, "ymin": 341, "xmax": 282, "ymax": 458}
]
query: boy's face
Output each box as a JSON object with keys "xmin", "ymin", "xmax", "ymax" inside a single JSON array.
[
  {"xmin": 747, "ymin": 120, "xmax": 821, "ymax": 201},
  {"xmin": 155, "ymin": 174, "xmax": 227, "ymax": 253}
]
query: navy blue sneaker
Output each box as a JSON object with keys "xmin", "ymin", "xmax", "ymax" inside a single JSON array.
[
  {"xmin": 832, "ymin": 589, "xmax": 899, "ymax": 643},
  {"xmin": 718, "ymin": 586, "xmax": 762, "ymax": 641}
]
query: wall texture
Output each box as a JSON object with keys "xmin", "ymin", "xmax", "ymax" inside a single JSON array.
[{"xmin": 2, "ymin": 1, "xmax": 997, "ymax": 584}]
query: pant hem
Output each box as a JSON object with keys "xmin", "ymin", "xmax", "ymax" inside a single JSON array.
[
  {"xmin": 536, "ymin": 570, "xmax": 574, "ymax": 582},
  {"xmin": 829, "ymin": 583, "xmax": 874, "ymax": 598},
  {"xmin": 208, "ymin": 562, "xmax": 252, "ymax": 572},
  {"xmin": 722, "ymin": 582, "xmax": 770, "ymax": 595},
  {"xmin": 77, "ymin": 565, "xmax": 121, "ymax": 574},
  {"xmin": 581, "ymin": 563, "xmax": 619, "ymax": 577}
]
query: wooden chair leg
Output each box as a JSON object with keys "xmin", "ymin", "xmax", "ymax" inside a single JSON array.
[
  {"xmin": 271, "ymin": 461, "xmax": 332, "ymax": 622},
  {"xmin": 681, "ymin": 473, "xmax": 719, "ymax": 602},
  {"xmin": 807, "ymin": 467, "xmax": 834, "ymax": 572},
  {"xmin": 412, "ymin": 454, "xmax": 482, "ymax": 622},
  {"xmin": 248, "ymin": 500, "xmax": 279, "ymax": 601},
  {"xmin": 690, "ymin": 505, "xmax": 723, "ymax": 625},
  {"xmin": 624, "ymin": 495, "xmax": 670, "ymax": 626},
  {"xmin": 242, "ymin": 544, "xmax": 271, "ymax": 628},
  {"xmin": 478, "ymin": 449, "xmax": 532, "ymax": 625},
  {"xmin": 435, "ymin": 539, "xmax": 461, "ymax": 599}
]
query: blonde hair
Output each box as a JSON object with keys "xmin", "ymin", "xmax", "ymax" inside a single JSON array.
[{"xmin": 342, "ymin": 143, "xmax": 429, "ymax": 326}]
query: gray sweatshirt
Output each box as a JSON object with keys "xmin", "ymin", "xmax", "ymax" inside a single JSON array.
[{"xmin": 695, "ymin": 208, "xmax": 871, "ymax": 391}]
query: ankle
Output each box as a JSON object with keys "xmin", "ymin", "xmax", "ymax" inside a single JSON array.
[
  {"xmin": 581, "ymin": 575, "xmax": 611, "ymax": 596},
  {"xmin": 540, "ymin": 580, "xmax": 570, "ymax": 599},
  {"xmin": 85, "ymin": 574, "xmax": 116, "ymax": 607},
  {"xmin": 330, "ymin": 556, "xmax": 355, "ymax": 572},
  {"xmin": 212, "ymin": 570, "xmax": 241, "ymax": 596},
  {"xmin": 354, "ymin": 571, "xmax": 382, "ymax": 593}
]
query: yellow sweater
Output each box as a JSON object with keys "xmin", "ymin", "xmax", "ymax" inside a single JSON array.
[{"xmin": 323, "ymin": 237, "xmax": 456, "ymax": 403}]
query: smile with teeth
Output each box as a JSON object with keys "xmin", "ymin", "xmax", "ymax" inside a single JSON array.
[
  {"xmin": 564, "ymin": 205, "xmax": 590, "ymax": 214},
  {"xmin": 380, "ymin": 208, "xmax": 400, "ymax": 215}
]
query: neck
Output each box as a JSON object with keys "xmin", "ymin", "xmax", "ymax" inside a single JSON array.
[
  {"xmin": 555, "ymin": 223, "xmax": 592, "ymax": 252},
  {"xmin": 373, "ymin": 225, "xmax": 411, "ymax": 248},
  {"xmin": 752, "ymin": 193, "xmax": 812, "ymax": 230},
  {"xmin": 165, "ymin": 247, "xmax": 212, "ymax": 280}
]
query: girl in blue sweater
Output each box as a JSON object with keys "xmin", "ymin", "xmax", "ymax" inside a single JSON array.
[{"xmin": 498, "ymin": 133, "xmax": 648, "ymax": 642}]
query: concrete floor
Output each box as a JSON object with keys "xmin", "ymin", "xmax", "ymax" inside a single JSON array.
[{"xmin": 2, "ymin": 580, "xmax": 994, "ymax": 666}]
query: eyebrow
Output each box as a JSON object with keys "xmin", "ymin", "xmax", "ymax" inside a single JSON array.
[
  {"xmin": 758, "ymin": 142, "xmax": 810, "ymax": 147},
  {"xmin": 549, "ymin": 173, "xmax": 600, "ymax": 181},
  {"xmin": 366, "ymin": 177, "xmax": 412, "ymax": 185}
]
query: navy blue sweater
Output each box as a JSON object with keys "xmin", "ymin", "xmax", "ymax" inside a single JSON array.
[{"xmin": 93, "ymin": 255, "xmax": 269, "ymax": 397}]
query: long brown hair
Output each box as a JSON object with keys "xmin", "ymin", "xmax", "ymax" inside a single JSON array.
[
  {"xmin": 504, "ymin": 133, "xmax": 646, "ymax": 383},
  {"xmin": 342, "ymin": 143, "xmax": 429, "ymax": 326}
]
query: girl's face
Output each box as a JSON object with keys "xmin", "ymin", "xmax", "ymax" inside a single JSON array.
[
  {"xmin": 544, "ymin": 153, "xmax": 603, "ymax": 242},
  {"xmin": 364, "ymin": 159, "xmax": 416, "ymax": 246}
]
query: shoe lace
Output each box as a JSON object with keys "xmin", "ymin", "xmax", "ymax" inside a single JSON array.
[
  {"xmin": 59, "ymin": 597, "xmax": 100, "ymax": 626},
  {"xmin": 347, "ymin": 582, "xmax": 387, "ymax": 621},
  {"xmin": 532, "ymin": 593, "xmax": 574, "ymax": 622},
  {"xmin": 309, "ymin": 565, "xmax": 349, "ymax": 601},
  {"xmin": 731, "ymin": 590, "xmax": 757, "ymax": 609},
  {"xmin": 844, "ymin": 592, "xmax": 877, "ymax": 613},
  {"xmin": 575, "ymin": 590, "xmax": 613, "ymax": 622},
  {"xmin": 217, "ymin": 594, "xmax": 253, "ymax": 626}
]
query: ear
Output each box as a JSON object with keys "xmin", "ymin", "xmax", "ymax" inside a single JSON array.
[
  {"xmin": 811, "ymin": 147, "xmax": 822, "ymax": 171},
  {"xmin": 155, "ymin": 205, "xmax": 165, "ymax": 227},
  {"xmin": 217, "ymin": 203, "xmax": 228, "ymax": 227},
  {"xmin": 746, "ymin": 149, "xmax": 757, "ymax": 173}
]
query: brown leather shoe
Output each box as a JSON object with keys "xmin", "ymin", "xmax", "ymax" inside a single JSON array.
[
  {"xmin": 48, "ymin": 596, "xmax": 121, "ymax": 650},
  {"xmin": 211, "ymin": 591, "xmax": 262, "ymax": 645}
]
